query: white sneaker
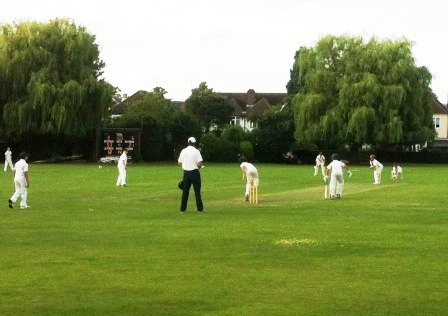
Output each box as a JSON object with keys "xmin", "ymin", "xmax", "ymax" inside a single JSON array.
[{"xmin": 20, "ymin": 205, "xmax": 30, "ymax": 209}]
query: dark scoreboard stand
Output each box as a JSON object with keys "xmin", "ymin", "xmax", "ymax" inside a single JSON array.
[{"xmin": 96, "ymin": 128, "xmax": 141, "ymax": 162}]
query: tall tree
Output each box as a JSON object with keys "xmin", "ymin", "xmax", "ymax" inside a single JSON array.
[
  {"xmin": 290, "ymin": 35, "xmax": 435, "ymax": 150},
  {"xmin": 0, "ymin": 19, "xmax": 114, "ymax": 140},
  {"xmin": 113, "ymin": 87, "xmax": 202, "ymax": 161},
  {"xmin": 250, "ymin": 105, "xmax": 296, "ymax": 162},
  {"xmin": 185, "ymin": 82, "xmax": 234, "ymax": 133},
  {"xmin": 285, "ymin": 47, "xmax": 305, "ymax": 106}
]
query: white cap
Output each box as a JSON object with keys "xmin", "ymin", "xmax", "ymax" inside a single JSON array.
[{"xmin": 188, "ymin": 137, "xmax": 196, "ymax": 143}]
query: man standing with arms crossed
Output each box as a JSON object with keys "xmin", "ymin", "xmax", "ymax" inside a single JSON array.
[
  {"xmin": 8, "ymin": 152, "xmax": 30, "ymax": 209},
  {"xmin": 178, "ymin": 137, "xmax": 205, "ymax": 213}
]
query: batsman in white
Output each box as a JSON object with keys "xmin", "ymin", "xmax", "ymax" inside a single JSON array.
[
  {"xmin": 239, "ymin": 157, "xmax": 259, "ymax": 202},
  {"xmin": 314, "ymin": 152, "xmax": 326, "ymax": 176},
  {"xmin": 324, "ymin": 153, "xmax": 351, "ymax": 199},
  {"xmin": 8, "ymin": 152, "xmax": 30, "ymax": 209},
  {"xmin": 369, "ymin": 154, "xmax": 383, "ymax": 184}
]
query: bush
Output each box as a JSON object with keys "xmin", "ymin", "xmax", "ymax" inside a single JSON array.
[
  {"xmin": 239, "ymin": 141, "xmax": 254, "ymax": 161},
  {"xmin": 200, "ymin": 133, "xmax": 238, "ymax": 162}
]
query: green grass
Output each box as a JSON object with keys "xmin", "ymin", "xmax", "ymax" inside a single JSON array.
[{"xmin": 1, "ymin": 162, "xmax": 447, "ymax": 315}]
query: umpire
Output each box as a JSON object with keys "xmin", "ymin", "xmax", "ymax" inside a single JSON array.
[{"xmin": 178, "ymin": 137, "xmax": 205, "ymax": 213}]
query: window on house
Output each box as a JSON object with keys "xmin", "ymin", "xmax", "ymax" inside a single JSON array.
[
  {"xmin": 230, "ymin": 116, "xmax": 238, "ymax": 125},
  {"xmin": 433, "ymin": 117, "xmax": 440, "ymax": 128}
]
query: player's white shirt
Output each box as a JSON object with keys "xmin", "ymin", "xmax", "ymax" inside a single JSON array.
[
  {"xmin": 118, "ymin": 152, "xmax": 127, "ymax": 168},
  {"xmin": 370, "ymin": 159, "xmax": 383, "ymax": 169},
  {"xmin": 316, "ymin": 155, "xmax": 325, "ymax": 165},
  {"xmin": 178, "ymin": 145, "xmax": 203, "ymax": 171},
  {"xmin": 393, "ymin": 165, "xmax": 402, "ymax": 173},
  {"xmin": 5, "ymin": 150, "xmax": 12, "ymax": 160},
  {"xmin": 326, "ymin": 160, "xmax": 346, "ymax": 174},
  {"xmin": 240, "ymin": 162, "xmax": 257, "ymax": 174},
  {"xmin": 14, "ymin": 159, "xmax": 28, "ymax": 181}
]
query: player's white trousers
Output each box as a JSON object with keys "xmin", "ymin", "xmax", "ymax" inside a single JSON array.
[
  {"xmin": 116, "ymin": 167, "xmax": 127, "ymax": 186},
  {"xmin": 245, "ymin": 171, "xmax": 259, "ymax": 196},
  {"xmin": 4, "ymin": 158, "xmax": 14, "ymax": 171},
  {"xmin": 329, "ymin": 172, "xmax": 344, "ymax": 197},
  {"xmin": 314, "ymin": 164, "xmax": 325, "ymax": 176},
  {"xmin": 373, "ymin": 167, "xmax": 383, "ymax": 184},
  {"xmin": 10, "ymin": 179, "xmax": 28, "ymax": 207}
]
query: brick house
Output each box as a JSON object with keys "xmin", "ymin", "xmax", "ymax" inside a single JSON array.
[
  {"xmin": 430, "ymin": 97, "xmax": 448, "ymax": 150},
  {"xmin": 110, "ymin": 89, "xmax": 287, "ymax": 131},
  {"xmin": 432, "ymin": 98, "xmax": 448, "ymax": 138},
  {"xmin": 111, "ymin": 89, "xmax": 445, "ymax": 142}
]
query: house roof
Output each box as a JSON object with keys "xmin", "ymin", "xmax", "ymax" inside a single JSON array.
[
  {"xmin": 110, "ymin": 90, "xmax": 184, "ymax": 115},
  {"xmin": 112, "ymin": 89, "xmax": 287, "ymax": 117},
  {"xmin": 218, "ymin": 89, "xmax": 287, "ymax": 115},
  {"xmin": 247, "ymin": 98, "xmax": 271, "ymax": 115},
  {"xmin": 432, "ymin": 98, "xmax": 448, "ymax": 115},
  {"xmin": 229, "ymin": 99, "xmax": 244, "ymax": 116},
  {"xmin": 110, "ymin": 90, "xmax": 148, "ymax": 115}
]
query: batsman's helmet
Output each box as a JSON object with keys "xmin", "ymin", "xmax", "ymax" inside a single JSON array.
[{"xmin": 331, "ymin": 153, "xmax": 339, "ymax": 160}]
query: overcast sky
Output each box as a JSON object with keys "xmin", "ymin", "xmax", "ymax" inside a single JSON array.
[{"xmin": 3, "ymin": 0, "xmax": 447, "ymax": 103}]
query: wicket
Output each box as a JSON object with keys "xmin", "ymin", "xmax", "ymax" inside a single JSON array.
[
  {"xmin": 249, "ymin": 178, "xmax": 258, "ymax": 204},
  {"xmin": 324, "ymin": 183, "xmax": 329, "ymax": 200}
]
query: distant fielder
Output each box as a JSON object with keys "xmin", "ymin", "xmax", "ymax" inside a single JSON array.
[
  {"xmin": 369, "ymin": 154, "xmax": 383, "ymax": 184},
  {"xmin": 314, "ymin": 152, "xmax": 326, "ymax": 176},
  {"xmin": 4, "ymin": 147, "xmax": 14, "ymax": 172},
  {"xmin": 116, "ymin": 149, "xmax": 128, "ymax": 187}
]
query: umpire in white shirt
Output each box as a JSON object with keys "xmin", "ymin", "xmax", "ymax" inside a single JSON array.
[{"xmin": 178, "ymin": 137, "xmax": 205, "ymax": 213}]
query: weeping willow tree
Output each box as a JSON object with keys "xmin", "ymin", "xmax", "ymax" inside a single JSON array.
[
  {"xmin": 0, "ymin": 19, "xmax": 115, "ymax": 143},
  {"xmin": 290, "ymin": 35, "xmax": 436, "ymax": 150}
]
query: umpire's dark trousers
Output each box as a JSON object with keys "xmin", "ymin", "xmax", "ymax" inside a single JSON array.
[{"xmin": 180, "ymin": 169, "xmax": 204, "ymax": 212}]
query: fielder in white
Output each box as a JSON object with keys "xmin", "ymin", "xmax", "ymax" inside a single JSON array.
[
  {"xmin": 8, "ymin": 152, "xmax": 30, "ymax": 209},
  {"xmin": 4, "ymin": 147, "xmax": 14, "ymax": 172},
  {"xmin": 391, "ymin": 162, "xmax": 403, "ymax": 179},
  {"xmin": 240, "ymin": 157, "xmax": 259, "ymax": 202},
  {"xmin": 369, "ymin": 154, "xmax": 383, "ymax": 184},
  {"xmin": 325, "ymin": 153, "xmax": 351, "ymax": 199},
  {"xmin": 116, "ymin": 149, "xmax": 128, "ymax": 187},
  {"xmin": 314, "ymin": 152, "xmax": 326, "ymax": 176}
]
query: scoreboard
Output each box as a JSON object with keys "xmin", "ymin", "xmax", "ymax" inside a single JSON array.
[{"xmin": 96, "ymin": 128, "xmax": 141, "ymax": 160}]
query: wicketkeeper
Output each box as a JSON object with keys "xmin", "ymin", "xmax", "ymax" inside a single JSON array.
[{"xmin": 391, "ymin": 162, "xmax": 403, "ymax": 179}]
